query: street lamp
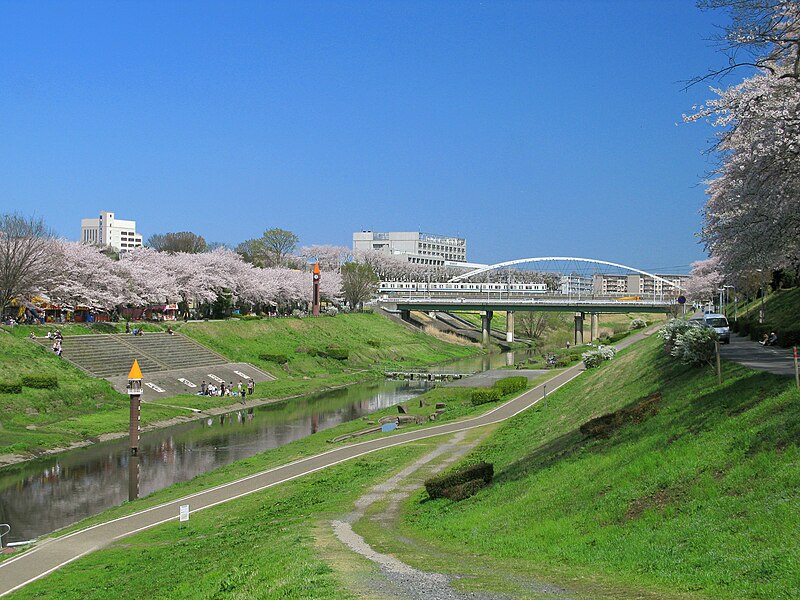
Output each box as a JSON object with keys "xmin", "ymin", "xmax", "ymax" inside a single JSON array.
[
  {"xmin": 723, "ymin": 284, "xmax": 736, "ymax": 322},
  {"xmin": 755, "ymin": 269, "xmax": 766, "ymax": 324}
]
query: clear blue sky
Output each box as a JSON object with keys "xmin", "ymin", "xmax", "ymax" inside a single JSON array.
[{"xmin": 1, "ymin": 1, "xmax": 730, "ymax": 273}]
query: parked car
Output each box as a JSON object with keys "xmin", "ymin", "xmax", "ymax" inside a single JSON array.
[{"xmin": 701, "ymin": 313, "xmax": 731, "ymax": 344}]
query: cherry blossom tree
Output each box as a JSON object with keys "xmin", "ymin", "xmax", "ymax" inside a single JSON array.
[
  {"xmin": 47, "ymin": 241, "xmax": 128, "ymax": 310},
  {"xmin": 683, "ymin": 256, "xmax": 724, "ymax": 302}
]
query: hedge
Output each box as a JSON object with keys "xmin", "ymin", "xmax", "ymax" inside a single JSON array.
[
  {"xmin": 425, "ymin": 462, "xmax": 494, "ymax": 500},
  {"xmin": 259, "ymin": 353, "xmax": 288, "ymax": 364},
  {"xmin": 21, "ymin": 374, "xmax": 58, "ymax": 389},
  {"xmin": 471, "ymin": 388, "xmax": 502, "ymax": 405},
  {"xmin": 325, "ymin": 346, "xmax": 350, "ymax": 361},
  {"xmin": 0, "ymin": 381, "xmax": 22, "ymax": 394},
  {"xmin": 494, "ymin": 376, "xmax": 527, "ymax": 396},
  {"xmin": 439, "ymin": 479, "xmax": 487, "ymax": 501}
]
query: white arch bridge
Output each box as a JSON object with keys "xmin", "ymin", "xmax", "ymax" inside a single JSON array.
[{"xmin": 377, "ymin": 257, "xmax": 686, "ymax": 346}]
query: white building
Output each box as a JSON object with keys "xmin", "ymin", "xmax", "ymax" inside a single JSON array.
[
  {"xmin": 80, "ymin": 211, "xmax": 143, "ymax": 253},
  {"xmin": 352, "ymin": 231, "xmax": 467, "ymax": 266}
]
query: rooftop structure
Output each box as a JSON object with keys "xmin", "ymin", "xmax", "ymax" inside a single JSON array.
[
  {"xmin": 353, "ymin": 231, "xmax": 467, "ymax": 266},
  {"xmin": 81, "ymin": 211, "xmax": 143, "ymax": 253}
]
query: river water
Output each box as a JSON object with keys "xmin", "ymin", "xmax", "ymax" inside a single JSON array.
[{"xmin": 0, "ymin": 351, "xmax": 522, "ymax": 543}]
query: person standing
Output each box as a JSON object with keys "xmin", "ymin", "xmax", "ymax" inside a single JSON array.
[{"xmin": 247, "ymin": 379, "xmax": 254, "ymax": 398}]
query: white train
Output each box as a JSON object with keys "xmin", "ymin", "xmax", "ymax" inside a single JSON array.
[{"xmin": 379, "ymin": 280, "xmax": 549, "ymax": 297}]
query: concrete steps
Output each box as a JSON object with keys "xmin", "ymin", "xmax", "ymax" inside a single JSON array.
[{"xmin": 36, "ymin": 333, "xmax": 227, "ymax": 378}]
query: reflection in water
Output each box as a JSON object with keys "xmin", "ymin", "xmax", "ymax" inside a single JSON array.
[{"xmin": 0, "ymin": 350, "xmax": 528, "ymax": 543}]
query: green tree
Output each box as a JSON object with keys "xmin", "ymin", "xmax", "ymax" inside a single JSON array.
[
  {"xmin": 341, "ymin": 262, "xmax": 378, "ymax": 309},
  {"xmin": 236, "ymin": 228, "xmax": 299, "ymax": 267},
  {"xmin": 146, "ymin": 231, "xmax": 207, "ymax": 254}
]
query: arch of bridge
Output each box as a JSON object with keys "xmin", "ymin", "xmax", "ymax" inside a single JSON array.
[{"xmin": 448, "ymin": 256, "xmax": 683, "ymax": 292}]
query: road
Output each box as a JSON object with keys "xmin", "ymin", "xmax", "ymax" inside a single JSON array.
[
  {"xmin": 0, "ymin": 331, "xmax": 648, "ymax": 597},
  {"xmin": 720, "ymin": 333, "xmax": 797, "ymax": 377}
]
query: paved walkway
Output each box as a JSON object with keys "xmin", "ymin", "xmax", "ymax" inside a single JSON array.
[
  {"xmin": 0, "ymin": 331, "xmax": 647, "ymax": 597},
  {"xmin": 721, "ymin": 333, "xmax": 797, "ymax": 378}
]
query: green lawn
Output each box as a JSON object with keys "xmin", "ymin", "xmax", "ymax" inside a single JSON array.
[
  {"xmin": 0, "ymin": 313, "xmax": 481, "ymax": 456},
  {"xmin": 391, "ymin": 335, "xmax": 800, "ymax": 599}
]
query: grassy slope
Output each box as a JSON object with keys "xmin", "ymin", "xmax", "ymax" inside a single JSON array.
[
  {"xmin": 730, "ymin": 286, "xmax": 800, "ymax": 345},
  {"xmin": 0, "ymin": 313, "xmax": 479, "ymax": 455},
  {"xmin": 3, "ymin": 379, "xmax": 539, "ymax": 598},
  {"xmin": 395, "ymin": 335, "xmax": 800, "ymax": 599}
]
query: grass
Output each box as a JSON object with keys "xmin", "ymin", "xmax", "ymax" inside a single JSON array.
[
  {"xmin": 388, "ymin": 334, "xmax": 800, "ymax": 599},
  {"xmin": 0, "ymin": 313, "xmax": 481, "ymax": 456},
  {"xmin": 728, "ymin": 286, "xmax": 800, "ymax": 346}
]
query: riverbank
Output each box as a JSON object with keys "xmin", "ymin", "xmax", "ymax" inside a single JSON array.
[{"xmin": 0, "ymin": 313, "xmax": 482, "ymax": 462}]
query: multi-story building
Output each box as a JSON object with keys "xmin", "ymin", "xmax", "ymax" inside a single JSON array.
[
  {"xmin": 352, "ymin": 231, "xmax": 467, "ymax": 266},
  {"xmin": 80, "ymin": 211, "xmax": 143, "ymax": 253},
  {"xmin": 560, "ymin": 273, "xmax": 594, "ymax": 296},
  {"xmin": 592, "ymin": 273, "xmax": 689, "ymax": 298}
]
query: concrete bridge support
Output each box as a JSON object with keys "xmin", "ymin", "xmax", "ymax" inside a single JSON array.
[
  {"xmin": 400, "ymin": 309, "xmax": 411, "ymax": 323},
  {"xmin": 481, "ymin": 310, "xmax": 493, "ymax": 347},
  {"xmin": 574, "ymin": 312, "xmax": 585, "ymax": 346},
  {"xmin": 590, "ymin": 313, "xmax": 599, "ymax": 341},
  {"xmin": 506, "ymin": 311, "xmax": 515, "ymax": 343}
]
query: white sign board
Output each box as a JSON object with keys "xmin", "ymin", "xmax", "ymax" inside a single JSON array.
[{"xmin": 179, "ymin": 504, "xmax": 189, "ymax": 523}]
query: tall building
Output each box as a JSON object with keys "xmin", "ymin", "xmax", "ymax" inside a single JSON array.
[
  {"xmin": 592, "ymin": 273, "xmax": 689, "ymax": 298},
  {"xmin": 352, "ymin": 231, "xmax": 467, "ymax": 266},
  {"xmin": 80, "ymin": 211, "xmax": 143, "ymax": 253}
]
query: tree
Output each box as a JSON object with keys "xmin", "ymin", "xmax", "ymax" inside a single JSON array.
[
  {"xmin": 0, "ymin": 213, "xmax": 53, "ymax": 316},
  {"xmin": 687, "ymin": 1, "xmax": 800, "ymax": 278},
  {"xmin": 683, "ymin": 256, "xmax": 724, "ymax": 302},
  {"xmin": 261, "ymin": 228, "xmax": 299, "ymax": 267},
  {"xmin": 341, "ymin": 262, "xmax": 378, "ymax": 309},
  {"xmin": 146, "ymin": 231, "xmax": 207, "ymax": 254}
]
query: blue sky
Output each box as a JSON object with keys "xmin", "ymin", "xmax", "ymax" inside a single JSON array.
[{"xmin": 1, "ymin": 1, "xmax": 731, "ymax": 273}]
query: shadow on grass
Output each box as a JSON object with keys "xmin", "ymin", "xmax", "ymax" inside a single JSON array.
[{"xmin": 495, "ymin": 367, "xmax": 792, "ymax": 487}]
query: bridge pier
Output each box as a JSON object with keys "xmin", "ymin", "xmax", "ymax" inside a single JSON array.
[
  {"xmin": 400, "ymin": 309, "xmax": 411, "ymax": 323},
  {"xmin": 506, "ymin": 311, "xmax": 514, "ymax": 343},
  {"xmin": 590, "ymin": 313, "xmax": 599, "ymax": 341},
  {"xmin": 574, "ymin": 312, "xmax": 585, "ymax": 346},
  {"xmin": 481, "ymin": 310, "xmax": 493, "ymax": 347}
]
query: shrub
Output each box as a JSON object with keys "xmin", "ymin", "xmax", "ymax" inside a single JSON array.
[
  {"xmin": 259, "ymin": 353, "xmax": 288, "ymax": 364},
  {"xmin": 658, "ymin": 319, "xmax": 693, "ymax": 351},
  {"xmin": 494, "ymin": 376, "xmax": 527, "ymax": 396},
  {"xmin": 425, "ymin": 462, "xmax": 494, "ymax": 500},
  {"xmin": 0, "ymin": 381, "xmax": 22, "ymax": 394},
  {"xmin": 21, "ymin": 374, "xmax": 58, "ymax": 389},
  {"xmin": 671, "ymin": 326, "xmax": 717, "ymax": 366},
  {"xmin": 325, "ymin": 307, "xmax": 338, "ymax": 316},
  {"xmin": 582, "ymin": 345, "xmax": 617, "ymax": 369},
  {"xmin": 239, "ymin": 315, "xmax": 261, "ymax": 321},
  {"xmin": 439, "ymin": 479, "xmax": 487, "ymax": 501},
  {"xmin": 366, "ymin": 339, "xmax": 381, "ymax": 348},
  {"xmin": 629, "ymin": 318, "xmax": 647, "ymax": 330},
  {"xmin": 325, "ymin": 346, "xmax": 349, "ymax": 360},
  {"xmin": 471, "ymin": 388, "xmax": 502, "ymax": 405}
]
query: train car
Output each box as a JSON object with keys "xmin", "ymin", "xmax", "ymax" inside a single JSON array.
[{"xmin": 378, "ymin": 281, "xmax": 549, "ymax": 298}]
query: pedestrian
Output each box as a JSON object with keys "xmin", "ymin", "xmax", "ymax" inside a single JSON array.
[
  {"xmin": 200, "ymin": 380, "xmax": 207, "ymax": 396},
  {"xmin": 125, "ymin": 321, "xmax": 131, "ymax": 334},
  {"xmin": 247, "ymin": 379, "xmax": 254, "ymax": 397}
]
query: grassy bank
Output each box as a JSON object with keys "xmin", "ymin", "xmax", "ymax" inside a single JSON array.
[
  {"xmin": 2, "ymin": 377, "xmax": 543, "ymax": 597},
  {"xmin": 728, "ymin": 286, "xmax": 800, "ymax": 347},
  {"xmin": 390, "ymin": 335, "xmax": 799, "ymax": 599},
  {"xmin": 0, "ymin": 313, "xmax": 480, "ymax": 457}
]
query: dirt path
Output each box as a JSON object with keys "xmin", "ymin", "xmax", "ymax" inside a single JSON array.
[{"xmin": 329, "ymin": 430, "xmax": 583, "ymax": 600}]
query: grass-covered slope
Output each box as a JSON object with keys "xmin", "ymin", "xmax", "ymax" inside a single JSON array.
[
  {"xmin": 731, "ymin": 286, "xmax": 800, "ymax": 346},
  {"xmin": 179, "ymin": 312, "xmax": 478, "ymax": 398},
  {"xmin": 399, "ymin": 334, "xmax": 800, "ymax": 599},
  {"xmin": 0, "ymin": 313, "xmax": 479, "ymax": 457}
]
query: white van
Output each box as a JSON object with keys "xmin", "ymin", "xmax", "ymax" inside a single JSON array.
[{"xmin": 703, "ymin": 313, "xmax": 731, "ymax": 344}]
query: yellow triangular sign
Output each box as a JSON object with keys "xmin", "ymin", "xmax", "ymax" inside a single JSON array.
[{"xmin": 128, "ymin": 359, "xmax": 143, "ymax": 380}]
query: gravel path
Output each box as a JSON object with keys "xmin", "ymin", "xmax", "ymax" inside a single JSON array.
[{"xmin": 331, "ymin": 431, "xmax": 583, "ymax": 600}]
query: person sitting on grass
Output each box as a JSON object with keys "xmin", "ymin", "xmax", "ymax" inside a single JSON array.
[{"xmin": 766, "ymin": 331, "xmax": 778, "ymax": 346}]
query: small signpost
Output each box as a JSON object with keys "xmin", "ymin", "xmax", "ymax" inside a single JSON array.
[{"xmin": 179, "ymin": 504, "xmax": 189, "ymax": 528}]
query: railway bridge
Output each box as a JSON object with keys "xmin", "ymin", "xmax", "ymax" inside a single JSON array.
[{"xmin": 377, "ymin": 257, "xmax": 685, "ymax": 345}]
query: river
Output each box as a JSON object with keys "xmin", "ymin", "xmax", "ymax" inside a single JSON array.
[{"xmin": 0, "ymin": 350, "xmax": 524, "ymax": 544}]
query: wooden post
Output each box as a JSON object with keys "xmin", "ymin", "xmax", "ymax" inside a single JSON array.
[
  {"xmin": 715, "ymin": 341, "xmax": 722, "ymax": 385},
  {"xmin": 794, "ymin": 346, "xmax": 799, "ymax": 389}
]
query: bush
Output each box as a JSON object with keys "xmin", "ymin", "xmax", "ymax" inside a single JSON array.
[
  {"xmin": 259, "ymin": 353, "xmax": 288, "ymax": 364},
  {"xmin": 239, "ymin": 315, "xmax": 261, "ymax": 321},
  {"xmin": 582, "ymin": 345, "xmax": 617, "ymax": 369},
  {"xmin": 671, "ymin": 326, "xmax": 717, "ymax": 366},
  {"xmin": 424, "ymin": 462, "xmax": 494, "ymax": 500},
  {"xmin": 439, "ymin": 479, "xmax": 487, "ymax": 501},
  {"xmin": 494, "ymin": 376, "xmax": 527, "ymax": 396},
  {"xmin": 471, "ymin": 388, "xmax": 502, "ymax": 405},
  {"xmin": 325, "ymin": 307, "xmax": 338, "ymax": 316},
  {"xmin": 0, "ymin": 381, "xmax": 22, "ymax": 394},
  {"xmin": 325, "ymin": 346, "xmax": 349, "ymax": 360},
  {"xmin": 21, "ymin": 374, "xmax": 58, "ymax": 389},
  {"xmin": 658, "ymin": 319, "xmax": 693, "ymax": 351},
  {"xmin": 629, "ymin": 318, "xmax": 647, "ymax": 330},
  {"xmin": 366, "ymin": 339, "xmax": 381, "ymax": 348}
]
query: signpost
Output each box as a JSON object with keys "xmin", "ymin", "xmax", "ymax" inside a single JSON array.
[
  {"xmin": 127, "ymin": 360, "xmax": 143, "ymax": 456},
  {"xmin": 179, "ymin": 504, "xmax": 189, "ymax": 528}
]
